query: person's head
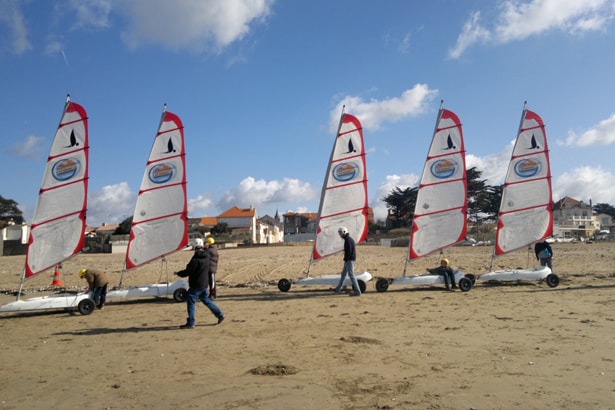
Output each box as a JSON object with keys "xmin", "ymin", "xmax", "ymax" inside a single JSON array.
[
  {"xmin": 78, "ymin": 268, "xmax": 87, "ymax": 279},
  {"xmin": 440, "ymin": 258, "xmax": 449, "ymax": 267},
  {"xmin": 205, "ymin": 237, "xmax": 215, "ymax": 246},
  {"xmin": 194, "ymin": 238, "xmax": 204, "ymax": 250},
  {"xmin": 338, "ymin": 227, "xmax": 348, "ymax": 237}
]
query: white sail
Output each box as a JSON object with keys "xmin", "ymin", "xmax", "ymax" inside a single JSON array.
[
  {"xmin": 125, "ymin": 108, "xmax": 188, "ymax": 269},
  {"xmin": 495, "ymin": 107, "xmax": 552, "ymax": 255},
  {"xmin": 312, "ymin": 113, "xmax": 369, "ymax": 260},
  {"xmin": 24, "ymin": 97, "xmax": 89, "ymax": 279},
  {"xmin": 408, "ymin": 107, "xmax": 467, "ymax": 260}
]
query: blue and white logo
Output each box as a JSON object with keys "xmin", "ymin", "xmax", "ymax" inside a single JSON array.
[
  {"xmin": 332, "ymin": 162, "xmax": 359, "ymax": 182},
  {"xmin": 430, "ymin": 159, "xmax": 457, "ymax": 179},
  {"xmin": 52, "ymin": 157, "xmax": 80, "ymax": 181},
  {"xmin": 148, "ymin": 163, "xmax": 176, "ymax": 184},
  {"xmin": 514, "ymin": 158, "xmax": 541, "ymax": 178}
]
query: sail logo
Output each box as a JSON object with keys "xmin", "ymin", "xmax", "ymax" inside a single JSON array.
[
  {"xmin": 149, "ymin": 163, "xmax": 176, "ymax": 184},
  {"xmin": 52, "ymin": 157, "xmax": 80, "ymax": 181},
  {"xmin": 332, "ymin": 162, "xmax": 359, "ymax": 182},
  {"xmin": 430, "ymin": 159, "xmax": 457, "ymax": 179},
  {"xmin": 514, "ymin": 158, "xmax": 541, "ymax": 178}
]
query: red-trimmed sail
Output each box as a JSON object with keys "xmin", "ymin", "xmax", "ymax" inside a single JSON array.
[
  {"xmin": 25, "ymin": 98, "xmax": 89, "ymax": 278},
  {"xmin": 125, "ymin": 108, "xmax": 188, "ymax": 269},
  {"xmin": 312, "ymin": 113, "xmax": 369, "ymax": 260},
  {"xmin": 495, "ymin": 107, "xmax": 553, "ymax": 255},
  {"xmin": 408, "ymin": 107, "xmax": 467, "ymax": 260}
]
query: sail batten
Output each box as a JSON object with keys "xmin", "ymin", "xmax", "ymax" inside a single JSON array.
[
  {"xmin": 407, "ymin": 107, "xmax": 467, "ymax": 261},
  {"xmin": 125, "ymin": 109, "xmax": 188, "ymax": 270},
  {"xmin": 494, "ymin": 107, "xmax": 552, "ymax": 256},
  {"xmin": 24, "ymin": 99, "xmax": 89, "ymax": 280},
  {"xmin": 311, "ymin": 113, "xmax": 369, "ymax": 262}
]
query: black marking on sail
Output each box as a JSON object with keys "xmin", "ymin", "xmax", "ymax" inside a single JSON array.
[
  {"xmin": 346, "ymin": 138, "xmax": 357, "ymax": 153},
  {"xmin": 65, "ymin": 130, "xmax": 79, "ymax": 147},
  {"xmin": 444, "ymin": 134, "xmax": 456, "ymax": 150},
  {"xmin": 528, "ymin": 134, "xmax": 540, "ymax": 149},
  {"xmin": 165, "ymin": 137, "xmax": 176, "ymax": 153}
]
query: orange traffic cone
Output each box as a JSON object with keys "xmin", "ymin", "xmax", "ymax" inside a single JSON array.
[{"xmin": 51, "ymin": 265, "xmax": 64, "ymax": 287}]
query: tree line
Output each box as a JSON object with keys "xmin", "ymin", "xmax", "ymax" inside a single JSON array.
[{"xmin": 382, "ymin": 167, "xmax": 615, "ymax": 229}]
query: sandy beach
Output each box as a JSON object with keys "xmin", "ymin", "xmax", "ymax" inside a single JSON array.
[{"xmin": 1, "ymin": 241, "xmax": 614, "ymax": 409}]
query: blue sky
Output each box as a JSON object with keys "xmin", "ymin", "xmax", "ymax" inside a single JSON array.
[{"xmin": 2, "ymin": 0, "xmax": 615, "ymax": 227}]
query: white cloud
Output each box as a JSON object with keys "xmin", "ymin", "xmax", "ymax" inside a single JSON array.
[
  {"xmin": 0, "ymin": 0, "xmax": 31, "ymax": 54},
  {"xmin": 450, "ymin": 0, "xmax": 615, "ymax": 58},
  {"xmin": 68, "ymin": 0, "xmax": 112, "ymax": 30},
  {"xmin": 553, "ymin": 166, "xmax": 615, "ymax": 203},
  {"xmin": 466, "ymin": 140, "xmax": 514, "ymax": 185},
  {"xmin": 87, "ymin": 182, "xmax": 135, "ymax": 226},
  {"xmin": 448, "ymin": 11, "xmax": 491, "ymax": 59},
  {"xmin": 329, "ymin": 84, "xmax": 438, "ymax": 133},
  {"xmin": 216, "ymin": 176, "xmax": 316, "ymax": 212},
  {"xmin": 188, "ymin": 194, "xmax": 213, "ymax": 216},
  {"xmin": 118, "ymin": 0, "xmax": 274, "ymax": 52},
  {"xmin": 9, "ymin": 135, "xmax": 47, "ymax": 159},
  {"xmin": 495, "ymin": 0, "xmax": 610, "ymax": 42},
  {"xmin": 560, "ymin": 113, "xmax": 615, "ymax": 146},
  {"xmin": 372, "ymin": 173, "xmax": 420, "ymax": 221}
]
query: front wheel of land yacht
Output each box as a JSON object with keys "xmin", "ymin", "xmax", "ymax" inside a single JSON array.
[
  {"xmin": 546, "ymin": 273, "xmax": 559, "ymax": 288},
  {"xmin": 375, "ymin": 278, "xmax": 389, "ymax": 292},
  {"xmin": 358, "ymin": 280, "xmax": 367, "ymax": 293},
  {"xmin": 173, "ymin": 288, "xmax": 188, "ymax": 302},
  {"xmin": 458, "ymin": 277, "xmax": 473, "ymax": 292},
  {"xmin": 278, "ymin": 278, "xmax": 291, "ymax": 292},
  {"xmin": 78, "ymin": 298, "xmax": 95, "ymax": 315}
]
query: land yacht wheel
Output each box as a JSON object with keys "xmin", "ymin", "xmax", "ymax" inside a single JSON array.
[
  {"xmin": 375, "ymin": 278, "xmax": 389, "ymax": 292},
  {"xmin": 278, "ymin": 278, "xmax": 291, "ymax": 292},
  {"xmin": 78, "ymin": 298, "xmax": 95, "ymax": 315},
  {"xmin": 464, "ymin": 273, "xmax": 476, "ymax": 286},
  {"xmin": 458, "ymin": 277, "xmax": 472, "ymax": 292},
  {"xmin": 546, "ymin": 273, "xmax": 559, "ymax": 288},
  {"xmin": 358, "ymin": 280, "xmax": 367, "ymax": 293},
  {"xmin": 173, "ymin": 288, "xmax": 188, "ymax": 302}
]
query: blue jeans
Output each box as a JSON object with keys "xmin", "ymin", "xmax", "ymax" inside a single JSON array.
[
  {"xmin": 539, "ymin": 257, "xmax": 553, "ymax": 270},
  {"xmin": 92, "ymin": 284, "xmax": 107, "ymax": 306},
  {"xmin": 441, "ymin": 271, "xmax": 455, "ymax": 288},
  {"xmin": 186, "ymin": 288, "xmax": 223, "ymax": 326},
  {"xmin": 334, "ymin": 260, "xmax": 361, "ymax": 295}
]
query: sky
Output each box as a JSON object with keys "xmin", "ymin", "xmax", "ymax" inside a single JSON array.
[{"xmin": 2, "ymin": 0, "xmax": 615, "ymax": 227}]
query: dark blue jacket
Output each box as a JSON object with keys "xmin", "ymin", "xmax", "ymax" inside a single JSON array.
[
  {"xmin": 176, "ymin": 249, "xmax": 210, "ymax": 289},
  {"xmin": 343, "ymin": 234, "xmax": 356, "ymax": 261}
]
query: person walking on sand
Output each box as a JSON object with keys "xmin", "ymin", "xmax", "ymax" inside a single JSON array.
[
  {"xmin": 79, "ymin": 268, "xmax": 109, "ymax": 309},
  {"xmin": 204, "ymin": 236, "xmax": 219, "ymax": 299},
  {"xmin": 333, "ymin": 227, "xmax": 361, "ymax": 297},
  {"xmin": 175, "ymin": 240, "xmax": 225, "ymax": 329},
  {"xmin": 534, "ymin": 240, "xmax": 554, "ymax": 270},
  {"xmin": 427, "ymin": 258, "xmax": 456, "ymax": 291}
]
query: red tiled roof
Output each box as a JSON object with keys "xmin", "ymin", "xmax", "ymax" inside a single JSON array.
[
  {"xmin": 218, "ymin": 206, "xmax": 256, "ymax": 218},
  {"xmin": 200, "ymin": 216, "xmax": 218, "ymax": 226}
]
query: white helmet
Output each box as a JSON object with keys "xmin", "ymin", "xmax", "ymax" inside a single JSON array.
[
  {"xmin": 338, "ymin": 227, "xmax": 348, "ymax": 235},
  {"xmin": 194, "ymin": 238, "xmax": 204, "ymax": 248}
]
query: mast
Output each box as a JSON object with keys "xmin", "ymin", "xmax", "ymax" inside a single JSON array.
[
  {"xmin": 19, "ymin": 95, "xmax": 89, "ymax": 299},
  {"xmin": 403, "ymin": 101, "xmax": 467, "ymax": 276},
  {"xmin": 120, "ymin": 104, "xmax": 188, "ymax": 287},
  {"xmin": 490, "ymin": 101, "xmax": 552, "ymax": 270},
  {"xmin": 306, "ymin": 106, "xmax": 347, "ymax": 278}
]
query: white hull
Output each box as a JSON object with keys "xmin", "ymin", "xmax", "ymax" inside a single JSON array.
[
  {"xmin": 0, "ymin": 293, "xmax": 93, "ymax": 314},
  {"xmin": 390, "ymin": 270, "xmax": 467, "ymax": 287},
  {"xmin": 295, "ymin": 271, "xmax": 372, "ymax": 287},
  {"xmin": 477, "ymin": 266, "xmax": 551, "ymax": 282},
  {"xmin": 106, "ymin": 280, "xmax": 188, "ymax": 301}
]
